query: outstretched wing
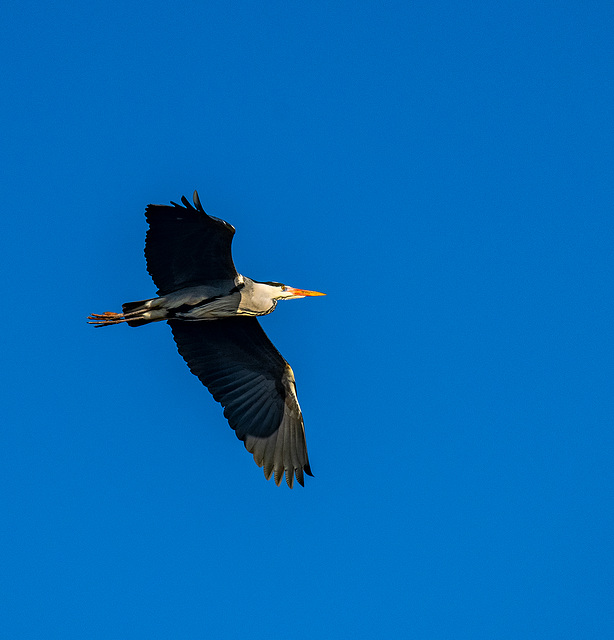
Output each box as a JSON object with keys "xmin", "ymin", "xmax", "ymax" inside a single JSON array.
[
  {"xmin": 145, "ymin": 191, "xmax": 237, "ymax": 295},
  {"xmin": 168, "ymin": 317, "xmax": 313, "ymax": 488}
]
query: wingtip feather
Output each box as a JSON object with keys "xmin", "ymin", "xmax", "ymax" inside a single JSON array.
[
  {"xmin": 285, "ymin": 470, "xmax": 295, "ymax": 489},
  {"xmin": 274, "ymin": 467, "xmax": 283, "ymax": 486},
  {"xmin": 295, "ymin": 466, "xmax": 305, "ymax": 487},
  {"xmin": 193, "ymin": 190, "xmax": 204, "ymax": 211}
]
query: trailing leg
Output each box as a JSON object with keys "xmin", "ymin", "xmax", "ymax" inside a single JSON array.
[{"xmin": 88, "ymin": 297, "xmax": 167, "ymax": 327}]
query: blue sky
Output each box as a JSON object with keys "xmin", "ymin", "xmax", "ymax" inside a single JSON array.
[{"xmin": 1, "ymin": 1, "xmax": 613, "ymax": 637}]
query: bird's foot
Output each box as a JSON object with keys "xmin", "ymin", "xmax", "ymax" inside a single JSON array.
[{"xmin": 87, "ymin": 311, "xmax": 127, "ymax": 327}]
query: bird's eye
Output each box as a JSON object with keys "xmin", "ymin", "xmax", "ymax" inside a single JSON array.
[{"xmin": 281, "ymin": 285, "xmax": 286, "ymax": 291}]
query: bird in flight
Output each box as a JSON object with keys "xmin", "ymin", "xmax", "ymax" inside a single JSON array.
[{"xmin": 89, "ymin": 191, "xmax": 324, "ymax": 488}]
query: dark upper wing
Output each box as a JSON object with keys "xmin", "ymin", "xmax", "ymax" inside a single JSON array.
[
  {"xmin": 168, "ymin": 317, "xmax": 312, "ymax": 488},
  {"xmin": 145, "ymin": 191, "xmax": 237, "ymax": 295}
]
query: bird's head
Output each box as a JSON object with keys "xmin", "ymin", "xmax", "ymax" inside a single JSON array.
[{"xmin": 260, "ymin": 281, "xmax": 326, "ymax": 301}]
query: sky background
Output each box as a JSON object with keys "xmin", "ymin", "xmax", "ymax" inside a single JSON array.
[{"xmin": 1, "ymin": 1, "xmax": 613, "ymax": 638}]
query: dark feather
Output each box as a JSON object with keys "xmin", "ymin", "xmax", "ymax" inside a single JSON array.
[
  {"xmin": 168, "ymin": 317, "xmax": 312, "ymax": 486},
  {"xmin": 145, "ymin": 192, "xmax": 237, "ymax": 295}
]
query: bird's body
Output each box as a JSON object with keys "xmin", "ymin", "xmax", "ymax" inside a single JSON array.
[
  {"xmin": 118, "ymin": 276, "xmax": 298, "ymax": 325},
  {"xmin": 89, "ymin": 192, "xmax": 324, "ymax": 488}
]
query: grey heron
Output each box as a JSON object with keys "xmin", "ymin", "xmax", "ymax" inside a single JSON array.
[{"xmin": 89, "ymin": 191, "xmax": 324, "ymax": 488}]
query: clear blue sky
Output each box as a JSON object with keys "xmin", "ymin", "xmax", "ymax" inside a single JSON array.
[{"xmin": 1, "ymin": 1, "xmax": 613, "ymax": 637}]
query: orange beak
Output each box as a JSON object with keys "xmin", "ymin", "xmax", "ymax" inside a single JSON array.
[{"xmin": 285, "ymin": 287, "xmax": 326, "ymax": 298}]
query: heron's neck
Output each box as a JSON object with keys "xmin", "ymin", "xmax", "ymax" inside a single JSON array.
[{"xmin": 238, "ymin": 278, "xmax": 279, "ymax": 316}]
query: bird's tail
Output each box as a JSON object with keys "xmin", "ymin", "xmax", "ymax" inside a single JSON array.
[
  {"xmin": 87, "ymin": 298, "xmax": 165, "ymax": 327},
  {"xmin": 121, "ymin": 299, "xmax": 155, "ymax": 326}
]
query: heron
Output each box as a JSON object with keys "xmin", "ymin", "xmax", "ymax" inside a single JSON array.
[{"xmin": 89, "ymin": 191, "xmax": 324, "ymax": 488}]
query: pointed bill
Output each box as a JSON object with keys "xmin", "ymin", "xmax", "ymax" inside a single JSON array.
[{"xmin": 285, "ymin": 287, "xmax": 326, "ymax": 297}]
